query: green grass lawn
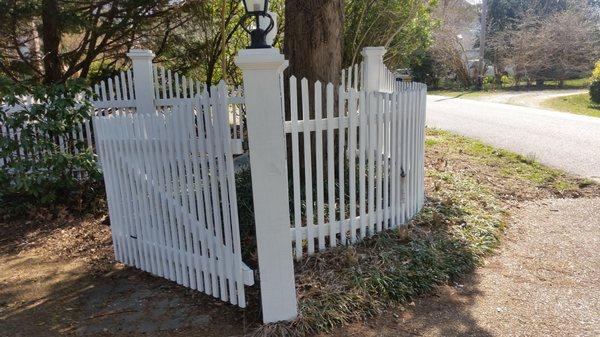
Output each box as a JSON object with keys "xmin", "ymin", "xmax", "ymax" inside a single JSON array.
[
  {"xmin": 540, "ymin": 93, "xmax": 600, "ymax": 118},
  {"xmin": 430, "ymin": 77, "xmax": 591, "ymax": 98}
]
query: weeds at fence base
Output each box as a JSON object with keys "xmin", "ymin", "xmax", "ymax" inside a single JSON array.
[{"xmin": 249, "ymin": 129, "xmax": 598, "ymax": 337}]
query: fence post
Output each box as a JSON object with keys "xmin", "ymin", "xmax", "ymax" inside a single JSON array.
[
  {"xmin": 127, "ymin": 49, "xmax": 155, "ymax": 114},
  {"xmin": 234, "ymin": 48, "xmax": 298, "ymax": 323},
  {"xmin": 361, "ymin": 46, "xmax": 387, "ymax": 92}
]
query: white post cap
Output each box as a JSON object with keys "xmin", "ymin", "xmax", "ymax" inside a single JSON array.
[
  {"xmin": 361, "ymin": 46, "xmax": 386, "ymax": 59},
  {"xmin": 235, "ymin": 48, "xmax": 287, "ymax": 71},
  {"xmin": 126, "ymin": 49, "xmax": 155, "ymax": 60}
]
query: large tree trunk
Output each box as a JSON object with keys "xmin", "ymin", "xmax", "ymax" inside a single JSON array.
[
  {"xmin": 284, "ymin": 0, "xmax": 344, "ymax": 90},
  {"xmin": 283, "ymin": 0, "xmax": 344, "ymax": 178},
  {"xmin": 41, "ymin": 0, "xmax": 62, "ymax": 84}
]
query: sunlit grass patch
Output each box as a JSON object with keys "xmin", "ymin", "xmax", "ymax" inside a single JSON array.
[{"xmin": 540, "ymin": 93, "xmax": 600, "ymax": 118}]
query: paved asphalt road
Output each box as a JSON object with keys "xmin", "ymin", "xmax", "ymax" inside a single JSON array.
[{"xmin": 426, "ymin": 95, "xmax": 600, "ymax": 181}]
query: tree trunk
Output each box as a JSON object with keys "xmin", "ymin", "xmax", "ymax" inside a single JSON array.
[
  {"xmin": 41, "ymin": 0, "xmax": 62, "ymax": 84},
  {"xmin": 284, "ymin": 0, "xmax": 344, "ymax": 97},
  {"xmin": 283, "ymin": 0, "xmax": 344, "ymax": 178}
]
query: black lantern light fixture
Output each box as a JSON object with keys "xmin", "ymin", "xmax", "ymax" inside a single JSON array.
[{"xmin": 240, "ymin": 0, "xmax": 274, "ymax": 49}]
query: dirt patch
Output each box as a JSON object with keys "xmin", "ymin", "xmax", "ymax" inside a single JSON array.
[
  {"xmin": 325, "ymin": 198, "xmax": 600, "ymax": 337},
  {"xmin": 0, "ymin": 213, "xmax": 259, "ymax": 337}
]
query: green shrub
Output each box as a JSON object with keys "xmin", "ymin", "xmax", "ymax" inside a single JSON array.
[
  {"xmin": 592, "ymin": 60, "xmax": 600, "ymax": 81},
  {"xmin": 590, "ymin": 80, "xmax": 600, "ymax": 104},
  {"xmin": 0, "ymin": 79, "xmax": 102, "ymax": 215}
]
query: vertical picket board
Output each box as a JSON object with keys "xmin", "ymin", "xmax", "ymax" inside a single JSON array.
[
  {"xmin": 218, "ymin": 82, "xmax": 246, "ymax": 306},
  {"xmin": 346, "ymin": 67, "xmax": 352, "ymax": 91},
  {"xmin": 410, "ymin": 83, "xmax": 418, "ymax": 218},
  {"xmin": 123, "ymin": 114, "xmax": 145, "ymax": 270},
  {"xmin": 326, "ymin": 84, "xmax": 336, "ymax": 247},
  {"xmin": 301, "ymin": 78, "xmax": 315, "ymax": 255},
  {"xmin": 420, "ymin": 85, "xmax": 427, "ymax": 208},
  {"xmin": 383, "ymin": 92, "xmax": 392, "ymax": 228},
  {"xmin": 180, "ymin": 103, "xmax": 202, "ymax": 292},
  {"xmin": 172, "ymin": 105, "xmax": 194, "ymax": 288},
  {"xmin": 114, "ymin": 76, "xmax": 122, "ymax": 101},
  {"xmin": 142, "ymin": 113, "xmax": 166, "ymax": 279},
  {"xmin": 337, "ymin": 85, "xmax": 347, "ymax": 245},
  {"xmin": 157, "ymin": 112, "xmax": 177, "ymax": 281},
  {"xmin": 348, "ymin": 89, "xmax": 358, "ymax": 243},
  {"xmin": 160, "ymin": 110, "xmax": 182, "ymax": 282},
  {"xmin": 197, "ymin": 89, "xmax": 219, "ymax": 293},
  {"xmin": 93, "ymin": 118, "xmax": 120, "ymax": 261},
  {"xmin": 289, "ymin": 77, "xmax": 303, "ymax": 259},
  {"xmin": 189, "ymin": 103, "xmax": 212, "ymax": 294},
  {"xmin": 212, "ymin": 83, "xmax": 235, "ymax": 303},
  {"xmin": 161, "ymin": 68, "xmax": 168, "ymax": 100},
  {"xmin": 114, "ymin": 115, "xmax": 134, "ymax": 267},
  {"xmin": 112, "ymin": 117, "xmax": 136, "ymax": 266},
  {"xmin": 131, "ymin": 114, "xmax": 154, "ymax": 275},
  {"xmin": 142, "ymin": 114, "xmax": 162, "ymax": 276},
  {"xmin": 167, "ymin": 69, "xmax": 174, "ymax": 99},
  {"xmin": 353, "ymin": 65, "xmax": 359, "ymax": 90},
  {"xmin": 390, "ymin": 89, "xmax": 398, "ymax": 228},
  {"xmin": 168, "ymin": 107, "xmax": 190, "ymax": 286},
  {"xmin": 375, "ymin": 93, "xmax": 384, "ymax": 232},
  {"xmin": 314, "ymin": 82, "xmax": 326, "ymax": 251},
  {"xmin": 367, "ymin": 91, "xmax": 376, "ymax": 235},
  {"xmin": 205, "ymin": 88, "xmax": 227, "ymax": 300},
  {"xmin": 358, "ymin": 90, "xmax": 367, "ymax": 240}
]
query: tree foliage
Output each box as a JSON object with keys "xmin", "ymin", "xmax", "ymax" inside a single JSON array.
[
  {"xmin": 485, "ymin": 0, "xmax": 600, "ymax": 84},
  {"xmin": 488, "ymin": 1, "xmax": 600, "ymax": 83},
  {"xmin": 0, "ymin": 0, "xmax": 192, "ymax": 84},
  {"xmin": 428, "ymin": 0, "xmax": 478, "ymax": 88},
  {"xmin": 343, "ymin": 0, "xmax": 436, "ymax": 69}
]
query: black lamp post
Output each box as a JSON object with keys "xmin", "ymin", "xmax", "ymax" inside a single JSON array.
[{"xmin": 240, "ymin": 0, "xmax": 274, "ymax": 49}]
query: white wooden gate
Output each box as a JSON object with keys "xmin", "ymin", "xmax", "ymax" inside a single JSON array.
[{"xmin": 93, "ymin": 82, "xmax": 252, "ymax": 307}]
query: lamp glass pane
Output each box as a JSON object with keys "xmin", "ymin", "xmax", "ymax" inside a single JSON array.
[{"xmin": 248, "ymin": 0, "xmax": 266, "ymax": 12}]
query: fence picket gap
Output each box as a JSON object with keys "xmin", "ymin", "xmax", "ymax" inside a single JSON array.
[{"xmin": 337, "ymin": 85, "xmax": 347, "ymax": 245}]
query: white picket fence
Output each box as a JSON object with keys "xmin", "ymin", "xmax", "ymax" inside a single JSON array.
[
  {"xmin": 285, "ymin": 78, "xmax": 426, "ymax": 259},
  {"xmin": 94, "ymin": 81, "xmax": 253, "ymax": 308},
  {"xmin": 0, "ymin": 51, "xmax": 244, "ymax": 168},
  {"xmin": 2, "ymin": 44, "xmax": 426, "ymax": 323}
]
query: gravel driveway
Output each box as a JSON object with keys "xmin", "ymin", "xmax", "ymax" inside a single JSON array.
[
  {"xmin": 455, "ymin": 89, "xmax": 588, "ymax": 108},
  {"xmin": 327, "ymin": 198, "xmax": 600, "ymax": 337},
  {"xmin": 426, "ymin": 95, "xmax": 600, "ymax": 181}
]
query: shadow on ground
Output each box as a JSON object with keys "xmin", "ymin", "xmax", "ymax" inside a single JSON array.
[{"xmin": 0, "ymin": 253, "xmax": 260, "ymax": 337}]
